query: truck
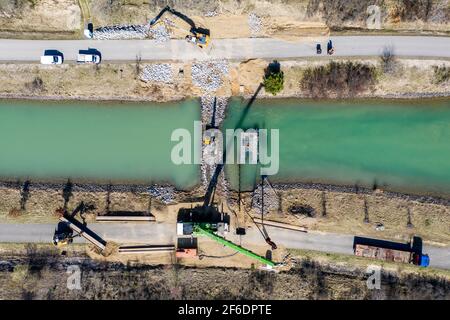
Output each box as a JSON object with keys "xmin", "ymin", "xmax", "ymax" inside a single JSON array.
[
  {"xmin": 353, "ymin": 236, "xmax": 430, "ymax": 267},
  {"xmin": 77, "ymin": 49, "xmax": 101, "ymax": 64}
]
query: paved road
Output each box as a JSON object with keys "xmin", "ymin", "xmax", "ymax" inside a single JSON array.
[
  {"xmin": 0, "ymin": 222, "xmax": 175, "ymax": 244},
  {"xmin": 0, "ymin": 222, "xmax": 448, "ymax": 270},
  {"xmin": 0, "ymin": 36, "xmax": 449, "ymax": 62}
]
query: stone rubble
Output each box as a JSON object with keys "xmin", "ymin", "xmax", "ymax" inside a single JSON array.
[
  {"xmin": 200, "ymin": 95, "xmax": 228, "ymax": 126},
  {"xmin": 93, "ymin": 24, "xmax": 150, "ymax": 40},
  {"xmin": 204, "ymin": 11, "xmax": 218, "ymax": 17},
  {"xmin": 252, "ymin": 179, "xmax": 280, "ymax": 214},
  {"xmin": 248, "ymin": 12, "xmax": 262, "ymax": 37},
  {"xmin": 140, "ymin": 64, "xmax": 173, "ymax": 83},
  {"xmin": 148, "ymin": 24, "xmax": 170, "ymax": 43},
  {"xmin": 200, "ymin": 96, "xmax": 229, "ymax": 191},
  {"xmin": 191, "ymin": 60, "xmax": 229, "ymax": 92},
  {"xmin": 92, "ymin": 21, "xmax": 170, "ymax": 42},
  {"xmin": 147, "ymin": 184, "xmax": 175, "ymax": 204}
]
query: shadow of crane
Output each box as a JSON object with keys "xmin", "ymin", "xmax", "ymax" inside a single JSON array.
[{"xmin": 20, "ymin": 180, "xmax": 31, "ymax": 211}]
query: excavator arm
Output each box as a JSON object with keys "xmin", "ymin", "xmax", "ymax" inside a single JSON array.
[
  {"xmin": 149, "ymin": 5, "xmax": 209, "ymax": 36},
  {"xmin": 150, "ymin": 6, "xmax": 195, "ymax": 30},
  {"xmin": 149, "ymin": 6, "xmax": 210, "ymax": 48}
]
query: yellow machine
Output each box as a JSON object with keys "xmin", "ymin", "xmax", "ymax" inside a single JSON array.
[
  {"xmin": 52, "ymin": 220, "xmax": 74, "ymax": 247},
  {"xmin": 149, "ymin": 6, "xmax": 210, "ymax": 48}
]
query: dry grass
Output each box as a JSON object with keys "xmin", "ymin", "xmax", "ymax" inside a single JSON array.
[
  {"xmin": 0, "ymin": 242, "xmax": 448, "ymax": 299},
  {"xmin": 278, "ymin": 58, "xmax": 450, "ymax": 98},
  {"xmin": 0, "ymin": 63, "xmax": 192, "ymax": 102},
  {"xmin": 0, "ymin": 184, "xmax": 155, "ymax": 223},
  {"xmin": 0, "ymin": 0, "xmax": 81, "ymax": 37},
  {"xmin": 287, "ymin": 247, "xmax": 450, "ymax": 279},
  {"xmin": 0, "ymin": 0, "xmax": 447, "ymax": 41}
]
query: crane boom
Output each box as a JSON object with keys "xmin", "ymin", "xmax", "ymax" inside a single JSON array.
[{"xmin": 193, "ymin": 224, "xmax": 276, "ymax": 267}]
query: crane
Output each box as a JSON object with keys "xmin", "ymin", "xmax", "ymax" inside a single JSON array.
[{"xmin": 193, "ymin": 223, "xmax": 276, "ymax": 267}]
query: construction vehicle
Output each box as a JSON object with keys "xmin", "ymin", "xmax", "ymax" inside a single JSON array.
[
  {"xmin": 177, "ymin": 217, "xmax": 275, "ymax": 267},
  {"xmin": 53, "ymin": 215, "xmax": 106, "ymax": 251},
  {"xmin": 149, "ymin": 6, "xmax": 210, "ymax": 48},
  {"xmin": 52, "ymin": 220, "xmax": 74, "ymax": 246},
  {"xmin": 194, "ymin": 223, "xmax": 276, "ymax": 267},
  {"xmin": 353, "ymin": 236, "xmax": 430, "ymax": 267}
]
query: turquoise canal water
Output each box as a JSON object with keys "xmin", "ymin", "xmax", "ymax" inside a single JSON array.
[
  {"xmin": 0, "ymin": 98, "xmax": 449, "ymax": 195},
  {"xmin": 223, "ymin": 98, "xmax": 450, "ymax": 195},
  {"xmin": 0, "ymin": 100, "xmax": 200, "ymax": 188}
]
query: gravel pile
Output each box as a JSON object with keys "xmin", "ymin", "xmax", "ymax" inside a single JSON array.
[
  {"xmin": 192, "ymin": 60, "xmax": 229, "ymax": 92},
  {"xmin": 149, "ymin": 24, "xmax": 170, "ymax": 43},
  {"xmin": 200, "ymin": 95, "xmax": 228, "ymax": 126},
  {"xmin": 93, "ymin": 24, "xmax": 149, "ymax": 40},
  {"xmin": 140, "ymin": 64, "xmax": 173, "ymax": 83},
  {"xmin": 248, "ymin": 12, "xmax": 262, "ymax": 37},
  {"xmin": 200, "ymin": 95, "xmax": 229, "ymax": 188},
  {"xmin": 204, "ymin": 11, "xmax": 218, "ymax": 17},
  {"xmin": 148, "ymin": 185, "xmax": 175, "ymax": 204},
  {"xmin": 252, "ymin": 181, "xmax": 280, "ymax": 214}
]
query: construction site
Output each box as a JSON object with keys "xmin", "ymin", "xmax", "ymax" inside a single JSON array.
[{"xmin": 0, "ymin": 0, "xmax": 449, "ymax": 303}]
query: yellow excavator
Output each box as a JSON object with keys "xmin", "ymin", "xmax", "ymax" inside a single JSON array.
[{"xmin": 149, "ymin": 6, "xmax": 210, "ymax": 48}]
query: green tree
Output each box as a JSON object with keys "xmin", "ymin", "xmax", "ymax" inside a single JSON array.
[{"xmin": 263, "ymin": 71, "xmax": 284, "ymax": 96}]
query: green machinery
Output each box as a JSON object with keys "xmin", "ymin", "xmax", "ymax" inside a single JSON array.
[{"xmin": 192, "ymin": 223, "xmax": 276, "ymax": 267}]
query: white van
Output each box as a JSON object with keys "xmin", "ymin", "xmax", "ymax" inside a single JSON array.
[
  {"xmin": 77, "ymin": 49, "xmax": 101, "ymax": 64},
  {"xmin": 40, "ymin": 53, "xmax": 63, "ymax": 65}
]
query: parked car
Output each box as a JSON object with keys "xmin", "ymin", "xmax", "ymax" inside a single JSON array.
[
  {"xmin": 77, "ymin": 49, "xmax": 101, "ymax": 64},
  {"xmin": 40, "ymin": 50, "xmax": 63, "ymax": 65}
]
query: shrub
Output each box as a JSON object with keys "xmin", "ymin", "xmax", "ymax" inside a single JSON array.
[
  {"xmin": 263, "ymin": 71, "xmax": 284, "ymax": 96},
  {"xmin": 432, "ymin": 65, "xmax": 450, "ymax": 84},
  {"xmin": 300, "ymin": 61, "xmax": 377, "ymax": 98},
  {"xmin": 25, "ymin": 76, "xmax": 45, "ymax": 93},
  {"xmin": 8, "ymin": 207, "xmax": 23, "ymax": 217}
]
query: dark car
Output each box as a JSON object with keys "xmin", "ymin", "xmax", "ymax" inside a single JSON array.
[{"xmin": 316, "ymin": 43, "xmax": 322, "ymax": 54}]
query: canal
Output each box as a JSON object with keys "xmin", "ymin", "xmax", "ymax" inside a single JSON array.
[
  {"xmin": 223, "ymin": 98, "xmax": 450, "ymax": 196},
  {"xmin": 0, "ymin": 99, "xmax": 200, "ymax": 188},
  {"xmin": 0, "ymin": 98, "xmax": 449, "ymax": 196}
]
